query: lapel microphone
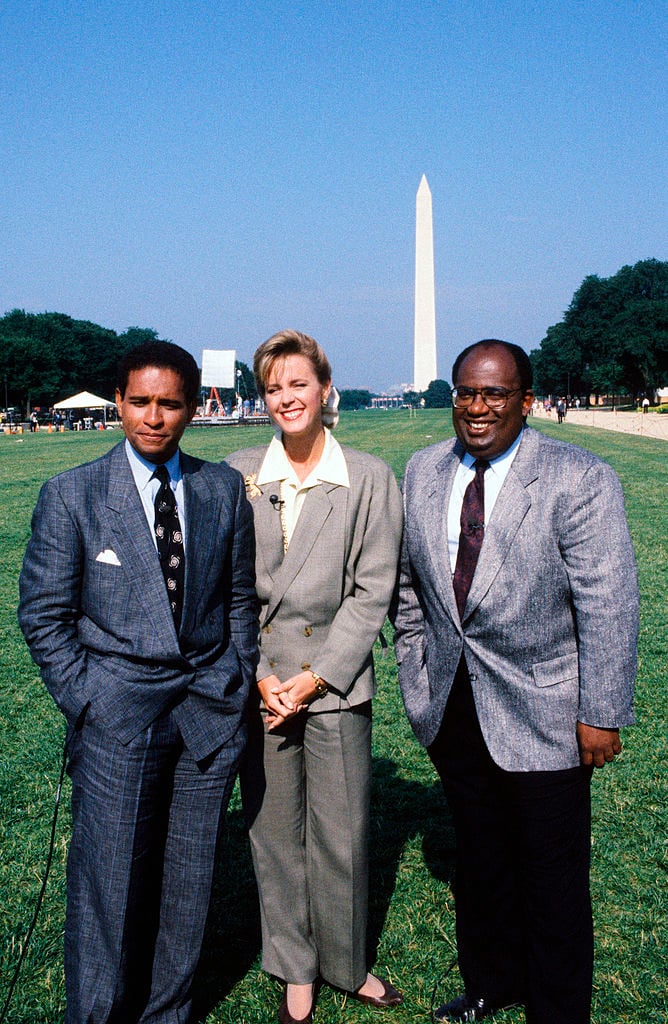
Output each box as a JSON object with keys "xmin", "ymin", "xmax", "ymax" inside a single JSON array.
[{"xmin": 269, "ymin": 494, "xmax": 285, "ymax": 510}]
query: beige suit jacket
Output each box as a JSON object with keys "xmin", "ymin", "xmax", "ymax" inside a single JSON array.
[{"xmin": 226, "ymin": 443, "xmax": 403, "ymax": 710}]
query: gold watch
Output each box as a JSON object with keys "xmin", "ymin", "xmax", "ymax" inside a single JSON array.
[{"xmin": 310, "ymin": 671, "xmax": 328, "ymax": 698}]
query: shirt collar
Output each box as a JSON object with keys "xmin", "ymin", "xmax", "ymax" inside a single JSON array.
[
  {"xmin": 124, "ymin": 439, "xmax": 182, "ymax": 493},
  {"xmin": 257, "ymin": 429, "xmax": 350, "ymax": 489},
  {"xmin": 459, "ymin": 426, "xmax": 524, "ymax": 476}
]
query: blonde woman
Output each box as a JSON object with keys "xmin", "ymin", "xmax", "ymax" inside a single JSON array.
[{"xmin": 227, "ymin": 330, "xmax": 403, "ymax": 1023}]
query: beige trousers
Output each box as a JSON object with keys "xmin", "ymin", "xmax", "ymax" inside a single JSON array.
[{"xmin": 241, "ymin": 702, "xmax": 372, "ymax": 990}]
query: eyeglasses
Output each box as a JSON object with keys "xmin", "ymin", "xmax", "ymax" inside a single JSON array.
[{"xmin": 451, "ymin": 387, "xmax": 524, "ymax": 410}]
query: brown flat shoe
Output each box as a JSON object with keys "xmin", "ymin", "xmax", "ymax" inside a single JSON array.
[
  {"xmin": 278, "ymin": 987, "xmax": 315, "ymax": 1024},
  {"xmin": 352, "ymin": 977, "xmax": 404, "ymax": 1007}
]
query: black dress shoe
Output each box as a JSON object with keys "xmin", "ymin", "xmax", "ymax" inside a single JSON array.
[
  {"xmin": 352, "ymin": 976, "xmax": 404, "ymax": 1007},
  {"xmin": 433, "ymin": 993, "xmax": 521, "ymax": 1022}
]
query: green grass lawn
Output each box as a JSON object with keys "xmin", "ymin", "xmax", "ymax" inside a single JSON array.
[{"xmin": 0, "ymin": 412, "xmax": 665, "ymax": 1023}]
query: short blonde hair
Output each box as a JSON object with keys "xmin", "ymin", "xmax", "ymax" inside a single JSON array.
[{"xmin": 253, "ymin": 330, "xmax": 332, "ymax": 398}]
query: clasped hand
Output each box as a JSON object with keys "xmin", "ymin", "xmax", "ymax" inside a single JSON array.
[{"xmin": 258, "ymin": 671, "xmax": 323, "ymax": 729}]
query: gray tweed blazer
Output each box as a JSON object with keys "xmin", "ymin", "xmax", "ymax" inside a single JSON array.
[{"xmin": 393, "ymin": 426, "xmax": 638, "ymax": 770}]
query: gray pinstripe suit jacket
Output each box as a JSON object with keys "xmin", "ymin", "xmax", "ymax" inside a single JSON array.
[
  {"xmin": 393, "ymin": 427, "xmax": 638, "ymax": 770},
  {"xmin": 19, "ymin": 441, "xmax": 259, "ymax": 761}
]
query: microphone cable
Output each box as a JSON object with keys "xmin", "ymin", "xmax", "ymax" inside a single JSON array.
[
  {"xmin": 0, "ymin": 734, "xmax": 68, "ymax": 1024},
  {"xmin": 429, "ymin": 956, "xmax": 459, "ymax": 1020}
]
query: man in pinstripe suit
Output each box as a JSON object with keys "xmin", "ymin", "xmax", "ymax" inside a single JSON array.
[{"xmin": 19, "ymin": 341, "xmax": 258, "ymax": 1024}]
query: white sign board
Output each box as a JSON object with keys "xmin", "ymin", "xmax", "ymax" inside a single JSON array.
[{"xmin": 201, "ymin": 349, "xmax": 236, "ymax": 388}]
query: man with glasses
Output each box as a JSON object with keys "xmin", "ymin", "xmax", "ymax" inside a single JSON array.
[{"xmin": 394, "ymin": 339, "xmax": 638, "ymax": 1023}]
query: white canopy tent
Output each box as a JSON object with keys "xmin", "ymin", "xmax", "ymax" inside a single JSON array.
[{"xmin": 53, "ymin": 391, "xmax": 117, "ymax": 425}]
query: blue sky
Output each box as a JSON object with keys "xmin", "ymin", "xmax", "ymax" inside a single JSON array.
[{"xmin": 1, "ymin": 1, "xmax": 666, "ymax": 391}]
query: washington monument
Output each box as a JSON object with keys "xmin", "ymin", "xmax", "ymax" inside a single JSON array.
[{"xmin": 413, "ymin": 174, "xmax": 437, "ymax": 392}]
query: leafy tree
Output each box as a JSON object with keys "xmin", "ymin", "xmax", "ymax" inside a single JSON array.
[
  {"xmin": 531, "ymin": 259, "xmax": 668, "ymax": 397},
  {"xmin": 530, "ymin": 323, "xmax": 585, "ymax": 397},
  {"xmin": 610, "ymin": 300, "xmax": 668, "ymax": 395},
  {"xmin": 0, "ymin": 312, "xmax": 172, "ymax": 413},
  {"xmin": 339, "ymin": 389, "xmax": 372, "ymax": 410},
  {"xmin": 423, "ymin": 379, "xmax": 452, "ymax": 408},
  {"xmin": 119, "ymin": 327, "xmax": 161, "ymax": 348},
  {"xmin": 589, "ymin": 361, "xmax": 626, "ymax": 402},
  {"xmin": 0, "ymin": 311, "xmax": 274, "ymax": 417}
]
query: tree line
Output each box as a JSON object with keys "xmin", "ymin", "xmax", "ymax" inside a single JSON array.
[
  {"xmin": 0, "ymin": 308, "xmax": 454, "ymax": 414},
  {"xmin": 338, "ymin": 379, "xmax": 453, "ymax": 410},
  {"xmin": 530, "ymin": 259, "xmax": 668, "ymax": 399},
  {"xmin": 0, "ymin": 311, "xmax": 162, "ymax": 411},
  {"xmin": 0, "ymin": 311, "xmax": 260, "ymax": 414},
  {"xmin": 3, "ymin": 258, "xmax": 665, "ymax": 414}
]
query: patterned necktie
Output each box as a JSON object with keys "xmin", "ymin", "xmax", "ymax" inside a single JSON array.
[
  {"xmin": 452, "ymin": 459, "xmax": 489, "ymax": 620},
  {"xmin": 153, "ymin": 465, "xmax": 185, "ymax": 630}
]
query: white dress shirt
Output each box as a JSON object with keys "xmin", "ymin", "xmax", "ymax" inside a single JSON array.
[
  {"xmin": 256, "ymin": 429, "xmax": 350, "ymax": 545},
  {"xmin": 447, "ymin": 429, "xmax": 524, "ymax": 573}
]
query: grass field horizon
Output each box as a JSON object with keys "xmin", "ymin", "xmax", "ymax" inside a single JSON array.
[{"xmin": 1, "ymin": 411, "xmax": 666, "ymax": 1023}]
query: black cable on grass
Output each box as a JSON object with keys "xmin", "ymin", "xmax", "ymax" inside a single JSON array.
[{"xmin": 0, "ymin": 735, "xmax": 68, "ymax": 1024}]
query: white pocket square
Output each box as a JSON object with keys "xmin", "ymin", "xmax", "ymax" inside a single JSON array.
[{"xmin": 95, "ymin": 548, "xmax": 121, "ymax": 566}]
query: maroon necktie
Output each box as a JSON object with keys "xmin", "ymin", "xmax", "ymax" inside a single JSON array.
[{"xmin": 452, "ymin": 459, "xmax": 488, "ymax": 619}]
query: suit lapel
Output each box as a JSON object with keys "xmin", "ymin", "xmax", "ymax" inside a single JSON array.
[
  {"xmin": 425, "ymin": 446, "xmax": 462, "ymax": 625},
  {"xmin": 465, "ymin": 429, "xmax": 539, "ymax": 617},
  {"xmin": 229, "ymin": 450, "xmax": 285, "ymax": 584},
  {"xmin": 104, "ymin": 444, "xmax": 179, "ymax": 647},
  {"xmin": 252, "ymin": 481, "xmax": 286, "ymax": 584},
  {"xmin": 265, "ymin": 483, "xmax": 342, "ymax": 621},
  {"xmin": 180, "ymin": 454, "xmax": 216, "ymax": 633}
]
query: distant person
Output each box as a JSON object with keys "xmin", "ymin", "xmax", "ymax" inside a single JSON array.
[
  {"xmin": 227, "ymin": 330, "xmax": 404, "ymax": 1024},
  {"xmin": 394, "ymin": 339, "xmax": 638, "ymax": 1023},
  {"xmin": 557, "ymin": 398, "xmax": 566, "ymax": 423},
  {"xmin": 642, "ymin": 396, "xmax": 650, "ymax": 413},
  {"xmin": 19, "ymin": 340, "xmax": 259, "ymax": 1024},
  {"xmin": 30, "ymin": 410, "xmax": 39, "ymax": 432}
]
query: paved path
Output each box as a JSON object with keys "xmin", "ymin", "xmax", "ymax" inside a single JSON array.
[{"xmin": 533, "ymin": 408, "xmax": 668, "ymax": 441}]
